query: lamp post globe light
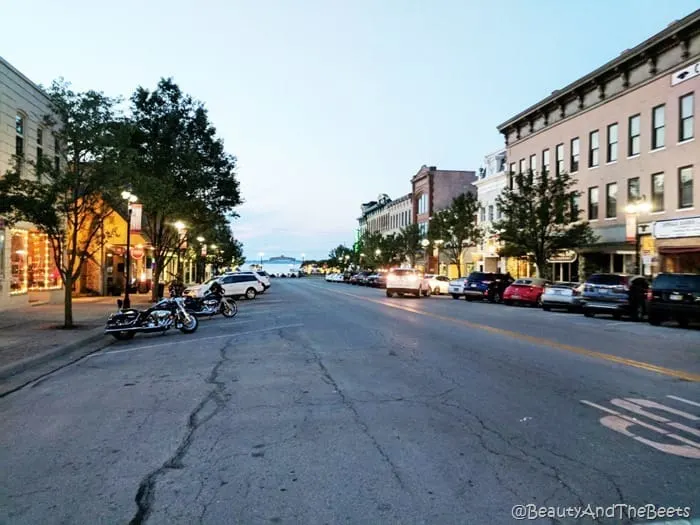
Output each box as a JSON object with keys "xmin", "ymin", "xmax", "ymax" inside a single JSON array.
[
  {"xmin": 196, "ymin": 236, "xmax": 205, "ymax": 283},
  {"xmin": 420, "ymin": 238, "xmax": 430, "ymax": 272},
  {"xmin": 625, "ymin": 197, "xmax": 652, "ymax": 275},
  {"xmin": 174, "ymin": 221, "xmax": 186, "ymax": 283},
  {"xmin": 121, "ymin": 189, "xmax": 138, "ymax": 308}
]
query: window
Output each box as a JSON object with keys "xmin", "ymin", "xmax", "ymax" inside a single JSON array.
[
  {"xmin": 15, "ymin": 114, "xmax": 24, "ymax": 135},
  {"xmin": 495, "ymin": 204, "xmax": 501, "ymax": 220},
  {"xmin": 628, "ymin": 114, "xmax": 640, "ymax": 156},
  {"xmin": 480, "ymin": 207, "xmax": 486, "ymax": 223},
  {"xmin": 519, "ymin": 159, "xmax": 526, "ymax": 174},
  {"xmin": 542, "ymin": 149, "xmax": 550, "ymax": 173},
  {"xmin": 509, "ymin": 162, "xmax": 516, "ymax": 174},
  {"xmin": 679, "ymin": 166, "xmax": 693, "ymax": 209},
  {"xmin": 529, "ymin": 154, "xmax": 537, "ymax": 174},
  {"xmin": 588, "ymin": 187, "xmax": 599, "ymax": 220},
  {"xmin": 627, "ymin": 177, "xmax": 640, "ymax": 203},
  {"xmin": 651, "ymin": 173, "xmax": 664, "ymax": 212},
  {"xmin": 488, "ymin": 205, "xmax": 494, "ymax": 222},
  {"xmin": 606, "ymin": 183, "xmax": 617, "ymax": 218},
  {"xmin": 589, "ymin": 130, "xmax": 599, "ymax": 167},
  {"xmin": 555, "ymin": 143, "xmax": 564, "ymax": 175},
  {"xmin": 570, "ymin": 138, "xmax": 579, "ymax": 172},
  {"xmin": 417, "ymin": 194, "xmax": 428, "ymax": 215},
  {"xmin": 418, "ymin": 222, "xmax": 428, "ymax": 236},
  {"xmin": 15, "ymin": 114, "xmax": 25, "ymax": 174},
  {"xmin": 679, "ymin": 93, "xmax": 694, "ymax": 142},
  {"xmin": 651, "ymin": 105, "xmax": 665, "ymax": 149},
  {"xmin": 570, "ymin": 195, "xmax": 580, "ymax": 222},
  {"xmin": 36, "ymin": 128, "xmax": 43, "ymax": 174},
  {"xmin": 607, "ymin": 123, "xmax": 618, "ymax": 162}
]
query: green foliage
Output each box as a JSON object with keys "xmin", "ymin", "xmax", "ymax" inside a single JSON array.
[
  {"xmin": 123, "ymin": 78, "xmax": 242, "ymax": 296},
  {"xmin": 0, "ymin": 79, "xmax": 123, "ymax": 327},
  {"xmin": 493, "ymin": 169, "xmax": 597, "ymax": 279},
  {"xmin": 327, "ymin": 244, "xmax": 354, "ymax": 269}
]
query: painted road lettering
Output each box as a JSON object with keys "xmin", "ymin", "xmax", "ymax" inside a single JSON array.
[{"xmin": 581, "ymin": 397, "xmax": 700, "ymax": 459}]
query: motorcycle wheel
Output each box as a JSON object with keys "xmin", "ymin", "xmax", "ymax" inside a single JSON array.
[
  {"xmin": 179, "ymin": 313, "xmax": 199, "ymax": 334},
  {"xmin": 221, "ymin": 299, "xmax": 238, "ymax": 318},
  {"xmin": 111, "ymin": 331, "xmax": 135, "ymax": 341}
]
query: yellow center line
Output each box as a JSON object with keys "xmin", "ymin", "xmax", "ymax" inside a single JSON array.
[{"xmin": 307, "ymin": 282, "xmax": 700, "ymax": 382}]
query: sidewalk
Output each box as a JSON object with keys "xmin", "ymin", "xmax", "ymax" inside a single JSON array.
[{"xmin": 0, "ymin": 294, "xmax": 153, "ymax": 384}]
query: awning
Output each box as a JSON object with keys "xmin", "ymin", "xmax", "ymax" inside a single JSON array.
[{"xmin": 658, "ymin": 246, "xmax": 700, "ymax": 254}]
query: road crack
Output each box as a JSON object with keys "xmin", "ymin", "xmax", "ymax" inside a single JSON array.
[{"xmin": 127, "ymin": 340, "xmax": 232, "ymax": 525}]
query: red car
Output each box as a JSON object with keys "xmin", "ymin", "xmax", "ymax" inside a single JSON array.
[{"xmin": 503, "ymin": 277, "xmax": 549, "ymax": 306}]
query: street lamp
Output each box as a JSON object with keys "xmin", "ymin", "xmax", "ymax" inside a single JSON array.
[
  {"xmin": 174, "ymin": 221, "xmax": 186, "ymax": 282},
  {"xmin": 625, "ymin": 197, "xmax": 652, "ymax": 275},
  {"xmin": 259, "ymin": 252, "xmax": 264, "ymax": 268},
  {"xmin": 421, "ymin": 238, "xmax": 430, "ymax": 272},
  {"xmin": 120, "ymin": 189, "xmax": 138, "ymax": 308}
]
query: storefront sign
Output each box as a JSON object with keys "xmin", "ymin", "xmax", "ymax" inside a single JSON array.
[
  {"xmin": 625, "ymin": 215, "xmax": 636, "ymax": 242},
  {"xmin": 671, "ymin": 60, "xmax": 700, "ymax": 86},
  {"xmin": 131, "ymin": 246, "xmax": 145, "ymax": 260},
  {"xmin": 653, "ymin": 216, "xmax": 700, "ymax": 239},
  {"xmin": 547, "ymin": 250, "xmax": 577, "ymax": 263},
  {"xmin": 129, "ymin": 204, "xmax": 143, "ymax": 232}
]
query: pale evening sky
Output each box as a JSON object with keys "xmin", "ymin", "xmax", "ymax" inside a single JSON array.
[{"xmin": 2, "ymin": 1, "xmax": 697, "ymax": 261}]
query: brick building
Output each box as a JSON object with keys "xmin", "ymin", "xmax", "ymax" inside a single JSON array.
[{"xmin": 497, "ymin": 10, "xmax": 700, "ymax": 279}]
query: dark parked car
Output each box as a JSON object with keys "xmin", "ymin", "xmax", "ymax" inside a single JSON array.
[
  {"xmin": 581, "ymin": 273, "xmax": 649, "ymax": 321},
  {"xmin": 448, "ymin": 271, "xmax": 514, "ymax": 303},
  {"xmin": 366, "ymin": 272, "xmax": 388, "ymax": 288},
  {"xmin": 646, "ymin": 273, "xmax": 700, "ymax": 327},
  {"xmin": 351, "ymin": 271, "xmax": 372, "ymax": 285}
]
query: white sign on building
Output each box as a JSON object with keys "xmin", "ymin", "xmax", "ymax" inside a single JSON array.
[{"xmin": 652, "ymin": 216, "xmax": 700, "ymax": 239}]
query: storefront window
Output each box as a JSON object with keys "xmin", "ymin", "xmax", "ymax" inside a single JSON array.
[
  {"xmin": 27, "ymin": 231, "xmax": 61, "ymax": 290},
  {"xmin": 10, "ymin": 230, "xmax": 28, "ymax": 294}
]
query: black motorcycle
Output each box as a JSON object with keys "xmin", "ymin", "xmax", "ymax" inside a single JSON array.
[
  {"xmin": 183, "ymin": 281, "xmax": 238, "ymax": 318},
  {"xmin": 104, "ymin": 296, "xmax": 199, "ymax": 341}
]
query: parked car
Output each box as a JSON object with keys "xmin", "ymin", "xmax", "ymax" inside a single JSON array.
[
  {"xmin": 350, "ymin": 272, "xmax": 372, "ymax": 285},
  {"xmin": 229, "ymin": 270, "xmax": 270, "ymax": 291},
  {"xmin": 503, "ymin": 277, "xmax": 549, "ymax": 306},
  {"xmin": 367, "ymin": 272, "xmax": 388, "ymax": 288},
  {"xmin": 448, "ymin": 272, "xmax": 514, "ymax": 302},
  {"xmin": 425, "ymin": 274, "xmax": 450, "ymax": 295},
  {"xmin": 540, "ymin": 282, "xmax": 583, "ymax": 312},
  {"xmin": 385, "ymin": 268, "xmax": 431, "ymax": 298},
  {"xmin": 581, "ymin": 273, "xmax": 649, "ymax": 321},
  {"xmin": 646, "ymin": 273, "xmax": 700, "ymax": 327},
  {"xmin": 218, "ymin": 273, "xmax": 265, "ymax": 300},
  {"xmin": 183, "ymin": 277, "xmax": 219, "ymax": 298}
]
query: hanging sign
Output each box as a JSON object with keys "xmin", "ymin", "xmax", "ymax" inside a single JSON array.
[{"xmin": 129, "ymin": 204, "xmax": 143, "ymax": 232}]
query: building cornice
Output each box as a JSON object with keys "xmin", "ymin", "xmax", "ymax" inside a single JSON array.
[
  {"xmin": 0, "ymin": 55, "xmax": 51, "ymax": 102},
  {"xmin": 496, "ymin": 9, "xmax": 700, "ymax": 133}
]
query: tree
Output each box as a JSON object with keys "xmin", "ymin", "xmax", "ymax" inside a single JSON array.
[
  {"xmin": 0, "ymin": 80, "xmax": 122, "ymax": 328},
  {"xmin": 427, "ymin": 192, "xmax": 482, "ymax": 277},
  {"xmin": 124, "ymin": 78, "xmax": 241, "ymax": 299},
  {"xmin": 396, "ymin": 223, "xmax": 422, "ymax": 267},
  {"xmin": 493, "ymin": 168, "xmax": 597, "ymax": 279},
  {"xmin": 328, "ymin": 244, "xmax": 353, "ymax": 269}
]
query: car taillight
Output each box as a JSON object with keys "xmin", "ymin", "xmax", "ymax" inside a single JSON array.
[{"xmin": 645, "ymin": 289, "xmax": 653, "ymax": 301}]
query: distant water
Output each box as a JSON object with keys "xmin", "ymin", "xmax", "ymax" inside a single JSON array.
[{"xmin": 248, "ymin": 262, "xmax": 300, "ymax": 274}]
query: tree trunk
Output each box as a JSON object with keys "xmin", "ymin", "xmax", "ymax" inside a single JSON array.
[
  {"xmin": 151, "ymin": 263, "xmax": 162, "ymax": 301},
  {"xmin": 63, "ymin": 275, "xmax": 74, "ymax": 328}
]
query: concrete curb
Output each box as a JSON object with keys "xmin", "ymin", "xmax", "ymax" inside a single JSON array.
[{"xmin": 0, "ymin": 326, "xmax": 110, "ymax": 381}]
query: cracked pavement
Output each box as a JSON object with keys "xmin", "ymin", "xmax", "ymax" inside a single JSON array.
[{"xmin": 0, "ymin": 278, "xmax": 698, "ymax": 524}]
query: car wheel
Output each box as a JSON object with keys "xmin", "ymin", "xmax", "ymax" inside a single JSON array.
[
  {"xmin": 465, "ymin": 296, "xmax": 474, "ymax": 302},
  {"xmin": 648, "ymin": 313, "xmax": 662, "ymax": 326},
  {"xmin": 535, "ymin": 295, "xmax": 543, "ymax": 308},
  {"xmin": 542, "ymin": 305, "xmax": 551, "ymax": 311},
  {"xmin": 612, "ymin": 312, "xmax": 622, "ymax": 321},
  {"xmin": 433, "ymin": 287, "xmax": 440, "ymax": 295},
  {"xmin": 425, "ymin": 287, "xmax": 431, "ymax": 297},
  {"xmin": 503, "ymin": 299, "xmax": 512, "ymax": 306},
  {"xmin": 678, "ymin": 317, "xmax": 689, "ymax": 328},
  {"xmin": 245, "ymin": 287, "xmax": 257, "ymax": 300},
  {"xmin": 415, "ymin": 289, "xmax": 422, "ymax": 298},
  {"xmin": 451, "ymin": 294, "xmax": 460, "ymax": 300},
  {"xmin": 583, "ymin": 309, "xmax": 594, "ymax": 318},
  {"xmin": 490, "ymin": 291, "xmax": 501, "ymax": 303},
  {"xmin": 386, "ymin": 290, "xmax": 393, "ymax": 298}
]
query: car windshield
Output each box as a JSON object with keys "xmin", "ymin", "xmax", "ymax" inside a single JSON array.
[
  {"xmin": 587, "ymin": 274, "xmax": 627, "ymax": 286},
  {"xmin": 652, "ymin": 273, "xmax": 700, "ymax": 290},
  {"xmin": 468, "ymin": 272, "xmax": 496, "ymax": 281},
  {"xmin": 390, "ymin": 269, "xmax": 417, "ymax": 276}
]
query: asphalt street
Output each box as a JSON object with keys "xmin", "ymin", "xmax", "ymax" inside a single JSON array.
[{"xmin": 0, "ymin": 278, "xmax": 699, "ymax": 525}]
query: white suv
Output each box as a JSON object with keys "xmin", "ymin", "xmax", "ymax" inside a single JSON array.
[
  {"xmin": 385, "ymin": 268, "xmax": 431, "ymax": 298},
  {"xmin": 233, "ymin": 271, "xmax": 270, "ymax": 291},
  {"xmin": 218, "ymin": 274, "xmax": 265, "ymax": 299}
]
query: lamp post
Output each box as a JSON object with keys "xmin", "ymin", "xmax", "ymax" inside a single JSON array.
[
  {"xmin": 121, "ymin": 189, "xmax": 138, "ymax": 308},
  {"xmin": 196, "ymin": 236, "xmax": 205, "ymax": 282},
  {"xmin": 421, "ymin": 238, "xmax": 430, "ymax": 272},
  {"xmin": 259, "ymin": 252, "xmax": 264, "ymax": 269},
  {"xmin": 301, "ymin": 253, "xmax": 305, "ymax": 272},
  {"xmin": 625, "ymin": 197, "xmax": 652, "ymax": 275},
  {"xmin": 174, "ymin": 221, "xmax": 186, "ymax": 282},
  {"xmin": 210, "ymin": 244, "xmax": 219, "ymax": 275}
]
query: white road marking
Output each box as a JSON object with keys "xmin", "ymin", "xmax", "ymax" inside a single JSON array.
[
  {"xmin": 90, "ymin": 323, "xmax": 304, "ymax": 357},
  {"xmin": 582, "ymin": 397, "xmax": 700, "ymax": 459},
  {"xmin": 668, "ymin": 395, "xmax": 700, "ymax": 408}
]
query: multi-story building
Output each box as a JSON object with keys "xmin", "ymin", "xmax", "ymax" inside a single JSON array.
[
  {"xmin": 0, "ymin": 56, "xmax": 63, "ymax": 310},
  {"xmin": 357, "ymin": 193, "xmax": 412, "ymax": 237},
  {"xmin": 473, "ymin": 149, "xmax": 510, "ymax": 273},
  {"xmin": 411, "ymin": 165, "xmax": 477, "ymax": 275},
  {"xmin": 497, "ymin": 10, "xmax": 700, "ymax": 280}
]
